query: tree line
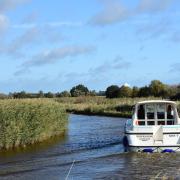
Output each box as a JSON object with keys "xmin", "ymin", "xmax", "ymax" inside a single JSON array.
[
  {"xmin": 105, "ymin": 80, "xmax": 180, "ymax": 100},
  {"xmin": 0, "ymin": 80, "xmax": 180, "ymax": 100}
]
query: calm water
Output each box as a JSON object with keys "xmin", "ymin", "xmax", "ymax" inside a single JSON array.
[{"xmin": 0, "ymin": 114, "xmax": 180, "ymax": 180}]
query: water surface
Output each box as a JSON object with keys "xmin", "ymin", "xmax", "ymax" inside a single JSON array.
[{"xmin": 0, "ymin": 114, "xmax": 179, "ymax": 179}]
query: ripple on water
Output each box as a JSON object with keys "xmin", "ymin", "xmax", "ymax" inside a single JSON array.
[{"xmin": 0, "ymin": 114, "xmax": 179, "ymax": 180}]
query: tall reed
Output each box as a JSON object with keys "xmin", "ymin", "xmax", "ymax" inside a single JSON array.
[{"xmin": 0, "ymin": 99, "xmax": 68, "ymax": 149}]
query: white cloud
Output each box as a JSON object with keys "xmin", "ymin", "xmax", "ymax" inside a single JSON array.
[
  {"xmin": 0, "ymin": 0, "xmax": 30, "ymax": 12},
  {"xmin": 24, "ymin": 45, "xmax": 96, "ymax": 67},
  {"xmin": 14, "ymin": 45, "xmax": 96, "ymax": 76},
  {"xmin": 11, "ymin": 21, "xmax": 84, "ymax": 29},
  {"xmin": 90, "ymin": 0, "xmax": 174, "ymax": 26},
  {"xmin": 90, "ymin": 0, "xmax": 129, "ymax": 26},
  {"xmin": 0, "ymin": 14, "xmax": 9, "ymax": 33},
  {"xmin": 170, "ymin": 63, "xmax": 180, "ymax": 73},
  {"xmin": 0, "ymin": 27, "xmax": 39, "ymax": 58},
  {"xmin": 138, "ymin": 0, "xmax": 173, "ymax": 12}
]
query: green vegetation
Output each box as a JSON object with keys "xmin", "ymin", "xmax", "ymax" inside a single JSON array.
[
  {"xmin": 55, "ymin": 96, "xmax": 160, "ymax": 117},
  {"xmin": 0, "ymin": 99, "xmax": 68, "ymax": 150},
  {"xmin": 70, "ymin": 84, "xmax": 89, "ymax": 97},
  {"xmin": 2, "ymin": 80, "xmax": 180, "ymax": 100},
  {"xmin": 105, "ymin": 80, "xmax": 179, "ymax": 99},
  {"xmin": 55, "ymin": 96, "xmax": 180, "ymax": 117}
]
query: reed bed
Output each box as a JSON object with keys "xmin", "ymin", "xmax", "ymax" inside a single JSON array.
[
  {"xmin": 55, "ymin": 96, "xmax": 169, "ymax": 117},
  {"xmin": 0, "ymin": 99, "xmax": 68, "ymax": 150}
]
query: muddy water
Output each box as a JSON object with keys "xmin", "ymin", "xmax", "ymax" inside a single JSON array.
[{"xmin": 0, "ymin": 114, "xmax": 180, "ymax": 180}]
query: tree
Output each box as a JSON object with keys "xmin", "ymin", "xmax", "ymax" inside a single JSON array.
[
  {"xmin": 132, "ymin": 86, "xmax": 139, "ymax": 97},
  {"xmin": 37, "ymin": 90, "xmax": 44, "ymax": 98},
  {"xmin": 149, "ymin": 80, "xmax": 167, "ymax": 97},
  {"xmin": 13, "ymin": 91, "xmax": 27, "ymax": 98},
  {"xmin": 57, "ymin": 91, "xmax": 71, "ymax": 97},
  {"xmin": 138, "ymin": 86, "xmax": 151, "ymax": 97},
  {"xmin": 105, "ymin": 85, "xmax": 120, "ymax": 98},
  {"xmin": 87, "ymin": 90, "xmax": 97, "ymax": 96},
  {"xmin": 44, "ymin": 92, "xmax": 54, "ymax": 98},
  {"xmin": 70, "ymin": 84, "xmax": 89, "ymax": 97},
  {"xmin": 97, "ymin": 91, "xmax": 105, "ymax": 96},
  {"xmin": 0, "ymin": 93, "xmax": 8, "ymax": 99},
  {"xmin": 170, "ymin": 92, "xmax": 180, "ymax": 100},
  {"xmin": 118, "ymin": 85, "xmax": 132, "ymax": 97}
]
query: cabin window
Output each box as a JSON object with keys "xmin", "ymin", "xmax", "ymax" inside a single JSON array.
[
  {"xmin": 157, "ymin": 104, "xmax": 166, "ymax": 125},
  {"xmin": 157, "ymin": 104, "xmax": 165, "ymax": 119},
  {"xmin": 136, "ymin": 103, "xmax": 176, "ymax": 126},
  {"xmin": 138, "ymin": 121, "xmax": 145, "ymax": 126},
  {"xmin": 146, "ymin": 104, "xmax": 155, "ymax": 119},
  {"xmin": 167, "ymin": 104, "xmax": 174, "ymax": 125},
  {"xmin": 137, "ymin": 105, "xmax": 145, "ymax": 119}
]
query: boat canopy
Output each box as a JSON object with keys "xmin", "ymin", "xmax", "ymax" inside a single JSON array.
[{"xmin": 133, "ymin": 100, "xmax": 180, "ymax": 126}]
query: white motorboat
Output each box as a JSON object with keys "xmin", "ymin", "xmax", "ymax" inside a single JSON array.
[{"xmin": 123, "ymin": 100, "xmax": 180, "ymax": 153}]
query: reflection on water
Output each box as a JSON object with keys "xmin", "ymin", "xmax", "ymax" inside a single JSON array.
[{"xmin": 0, "ymin": 114, "xmax": 179, "ymax": 179}]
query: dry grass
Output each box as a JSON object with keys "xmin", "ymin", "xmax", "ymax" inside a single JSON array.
[{"xmin": 55, "ymin": 96, "xmax": 168, "ymax": 117}]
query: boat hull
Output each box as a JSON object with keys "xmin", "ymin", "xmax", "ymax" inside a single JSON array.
[{"xmin": 123, "ymin": 129, "xmax": 180, "ymax": 152}]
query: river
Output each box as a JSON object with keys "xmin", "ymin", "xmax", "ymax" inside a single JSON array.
[{"xmin": 0, "ymin": 114, "xmax": 180, "ymax": 179}]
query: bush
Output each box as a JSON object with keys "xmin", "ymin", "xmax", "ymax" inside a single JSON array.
[
  {"xmin": 70, "ymin": 84, "xmax": 89, "ymax": 97},
  {"xmin": 0, "ymin": 99, "xmax": 68, "ymax": 149},
  {"xmin": 119, "ymin": 86, "xmax": 132, "ymax": 97},
  {"xmin": 105, "ymin": 85, "xmax": 120, "ymax": 98},
  {"xmin": 57, "ymin": 91, "xmax": 71, "ymax": 97},
  {"xmin": 115, "ymin": 104, "xmax": 133, "ymax": 112}
]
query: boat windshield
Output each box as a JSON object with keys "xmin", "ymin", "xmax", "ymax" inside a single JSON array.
[{"xmin": 137, "ymin": 103, "xmax": 175, "ymax": 126}]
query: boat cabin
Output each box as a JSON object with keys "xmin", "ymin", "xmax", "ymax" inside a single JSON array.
[{"xmin": 133, "ymin": 100, "xmax": 180, "ymax": 126}]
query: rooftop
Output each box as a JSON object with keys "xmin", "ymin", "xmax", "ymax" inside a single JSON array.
[{"xmin": 136, "ymin": 100, "xmax": 176, "ymax": 105}]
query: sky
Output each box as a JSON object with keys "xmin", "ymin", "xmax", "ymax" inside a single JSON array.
[{"xmin": 0, "ymin": 0, "xmax": 180, "ymax": 93}]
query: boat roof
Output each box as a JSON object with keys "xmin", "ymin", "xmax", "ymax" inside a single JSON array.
[{"xmin": 136, "ymin": 100, "xmax": 176, "ymax": 105}]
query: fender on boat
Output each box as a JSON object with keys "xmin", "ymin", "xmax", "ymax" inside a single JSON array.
[{"xmin": 161, "ymin": 149, "xmax": 175, "ymax": 153}]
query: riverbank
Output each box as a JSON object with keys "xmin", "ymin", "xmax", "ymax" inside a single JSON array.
[
  {"xmin": 55, "ymin": 96, "xmax": 177, "ymax": 118},
  {"xmin": 0, "ymin": 99, "xmax": 68, "ymax": 150},
  {"xmin": 67, "ymin": 109, "xmax": 132, "ymax": 118}
]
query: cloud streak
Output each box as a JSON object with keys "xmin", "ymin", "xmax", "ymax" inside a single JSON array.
[
  {"xmin": 89, "ymin": 0, "xmax": 174, "ymax": 26},
  {"xmin": 15, "ymin": 45, "xmax": 96, "ymax": 76},
  {"xmin": 0, "ymin": 27, "xmax": 39, "ymax": 58},
  {"xmin": 11, "ymin": 21, "xmax": 84, "ymax": 29},
  {"xmin": 89, "ymin": 56, "xmax": 131, "ymax": 75},
  {"xmin": 0, "ymin": 14, "xmax": 8, "ymax": 33},
  {"xmin": 89, "ymin": 0, "xmax": 129, "ymax": 26},
  {"xmin": 138, "ymin": 0, "xmax": 173, "ymax": 12},
  {"xmin": 0, "ymin": 0, "xmax": 30, "ymax": 13},
  {"xmin": 170, "ymin": 63, "xmax": 180, "ymax": 73},
  {"xmin": 24, "ymin": 45, "xmax": 96, "ymax": 67}
]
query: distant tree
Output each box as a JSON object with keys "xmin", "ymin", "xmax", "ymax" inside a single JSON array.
[
  {"xmin": 170, "ymin": 92, "xmax": 180, "ymax": 100},
  {"xmin": 138, "ymin": 86, "xmax": 151, "ymax": 97},
  {"xmin": 87, "ymin": 90, "xmax": 97, "ymax": 96},
  {"xmin": 13, "ymin": 91, "xmax": 27, "ymax": 99},
  {"xmin": 97, "ymin": 91, "xmax": 106, "ymax": 96},
  {"xmin": 37, "ymin": 90, "xmax": 44, "ymax": 98},
  {"xmin": 0, "ymin": 93, "xmax": 8, "ymax": 99},
  {"xmin": 118, "ymin": 85, "xmax": 132, "ymax": 97},
  {"xmin": 169, "ymin": 84, "xmax": 180, "ymax": 100},
  {"xmin": 105, "ymin": 85, "xmax": 120, "ymax": 98},
  {"xmin": 132, "ymin": 86, "xmax": 139, "ymax": 97},
  {"xmin": 57, "ymin": 91, "xmax": 71, "ymax": 97},
  {"xmin": 44, "ymin": 92, "xmax": 54, "ymax": 98},
  {"xmin": 8, "ymin": 93, "xmax": 13, "ymax": 99},
  {"xmin": 70, "ymin": 84, "xmax": 89, "ymax": 97},
  {"xmin": 149, "ymin": 80, "xmax": 167, "ymax": 97}
]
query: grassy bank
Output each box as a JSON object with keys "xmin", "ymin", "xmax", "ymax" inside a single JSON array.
[
  {"xmin": 55, "ymin": 96, "xmax": 178, "ymax": 118},
  {"xmin": 0, "ymin": 99, "xmax": 68, "ymax": 150}
]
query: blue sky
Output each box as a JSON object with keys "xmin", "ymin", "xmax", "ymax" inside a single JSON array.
[{"xmin": 0, "ymin": 0, "xmax": 180, "ymax": 93}]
